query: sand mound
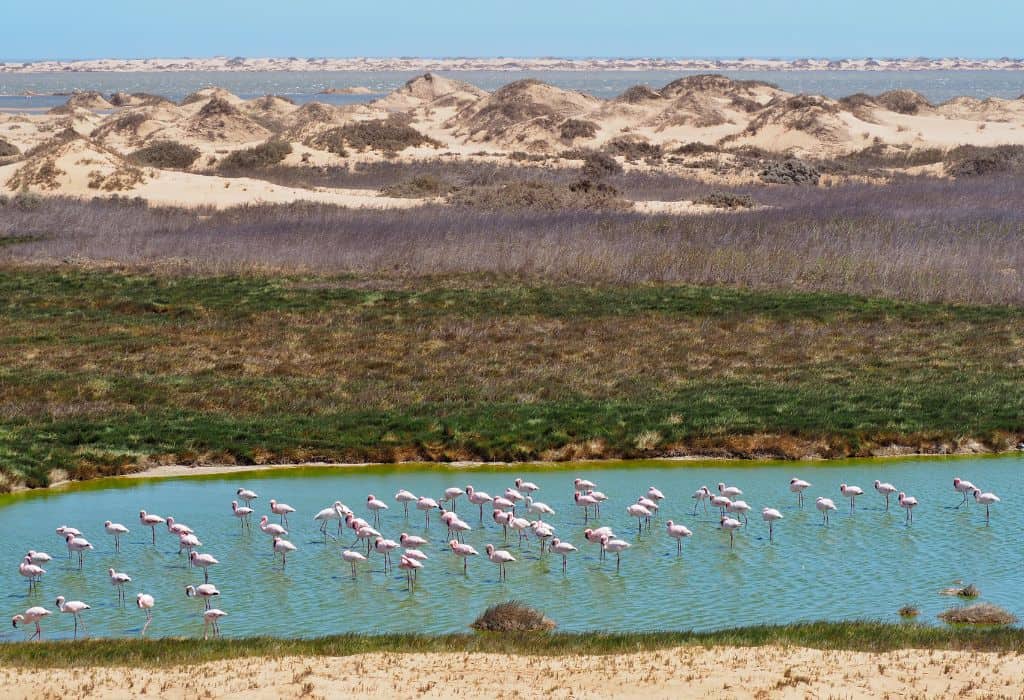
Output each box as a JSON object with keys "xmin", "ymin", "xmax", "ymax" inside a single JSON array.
[
  {"xmin": 615, "ymin": 85, "xmax": 664, "ymax": 104},
  {"xmin": 108, "ymin": 92, "xmax": 175, "ymax": 108},
  {"xmin": 378, "ymin": 73, "xmax": 489, "ymax": 110},
  {"xmin": 90, "ymin": 106, "xmax": 183, "ymax": 147},
  {"xmin": 5, "ymin": 134, "xmax": 145, "ymax": 194},
  {"xmin": 659, "ymin": 74, "xmax": 778, "ymax": 100},
  {"xmin": 280, "ymin": 102, "xmax": 348, "ymax": 142},
  {"xmin": 733, "ymin": 94, "xmax": 851, "ymax": 153},
  {"xmin": 242, "ymin": 94, "xmax": 299, "ymax": 118},
  {"xmin": 183, "ymin": 97, "xmax": 272, "ymax": 143},
  {"xmin": 875, "ymin": 90, "xmax": 934, "ymax": 115},
  {"xmin": 65, "ymin": 91, "xmax": 114, "ymax": 111},
  {"xmin": 181, "ymin": 87, "xmax": 246, "ymax": 107},
  {"xmin": 450, "ymin": 79, "xmax": 599, "ymax": 149}
]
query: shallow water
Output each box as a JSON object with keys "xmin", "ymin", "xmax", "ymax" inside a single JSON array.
[
  {"xmin": 2, "ymin": 70, "xmax": 1024, "ymax": 109},
  {"xmin": 1, "ymin": 456, "xmax": 1019, "ymax": 641}
]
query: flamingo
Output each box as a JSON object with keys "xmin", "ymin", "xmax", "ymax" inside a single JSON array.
[
  {"xmin": 692, "ymin": 486, "xmax": 711, "ymax": 515},
  {"xmin": 269, "ymin": 499, "xmax": 296, "ymax": 526},
  {"xmin": 271, "ymin": 537, "xmax": 297, "ymax": 569},
  {"xmin": 718, "ymin": 482, "xmax": 743, "ymax": 498},
  {"xmin": 398, "ymin": 555, "xmax": 422, "ymax": 590},
  {"xmin": 442, "ymin": 487, "xmax": 465, "ymax": 514},
  {"xmin": 203, "ymin": 609, "xmax": 227, "ymax": 639},
  {"xmin": 103, "ymin": 520, "xmax": 130, "ymax": 552},
  {"xmin": 762, "ymin": 507, "xmax": 784, "ymax": 542},
  {"xmin": 11, "ymin": 606, "xmax": 50, "ymax": 641},
  {"xmin": 64, "ymin": 533, "xmax": 93, "ymax": 570},
  {"xmin": 108, "ymin": 567, "xmax": 132, "ymax": 606},
  {"xmin": 589, "ymin": 491, "xmax": 608, "ymax": 516},
  {"xmin": 136, "ymin": 593, "xmax": 155, "ymax": 636},
  {"xmin": 898, "ymin": 492, "xmax": 919, "ymax": 524},
  {"xmin": 550, "ymin": 538, "xmax": 577, "ymax": 572},
  {"xmin": 726, "ymin": 499, "xmax": 751, "ymax": 525},
  {"xmin": 953, "ymin": 478, "xmax": 977, "ymax": 508},
  {"xmin": 584, "ymin": 526, "xmax": 615, "ymax": 560},
  {"xmin": 19, "ymin": 556, "xmax": 45, "ymax": 591},
  {"xmin": 26, "ymin": 550, "xmax": 52, "ymax": 566},
  {"xmin": 189, "ymin": 551, "xmax": 219, "ymax": 582},
  {"xmin": 840, "ymin": 484, "xmax": 865, "ymax": 513},
  {"xmin": 465, "ymin": 485, "xmax": 494, "ymax": 522},
  {"xmin": 574, "ymin": 491, "xmax": 599, "ymax": 522},
  {"xmin": 313, "ymin": 501, "xmax": 347, "ymax": 539},
  {"xmin": 178, "ymin": 532, "xmax": 201, "ymax": 561},
  {"xmin": 236, "ymin": 487, "xmax": 259, "ymax": 505},
  {"xmin": 531, "ymin": 521, "xmax": 555, "ymax": 553},
  {"xmin": 600, "ymin": 535, "xmax": 631, "ymax": 572},
  {"xmin": 416, "ymin": 497, "xmax": 439, "ymax": 527},
  {"xmin": 492, "ymin": 495, "xmax": 516, "ymax": 515},
  {"xmin": 508, "ymin": 515, "xmax": 531, "ymax": 546},
  {"xmin": 449, "ymin": 517, "xmax": 472, "ymax": 543},
  {"xmin": 573, "ymin": 478, "xmax": 596, "ymax": 493},
  {"xmin": 341, "ymin": 550, "xmax": 367, "ymax": 578},
  {"xmin": 258, "ymin": 515, "xmax": 288, "ymax": 537},
  {"xmin": 448, "ymin": 540, "xmax": 478, "ymax": 575},
  {"xmin": 231, "ymin": 500, "xmax": 254, "ymax": 531},
  {"xmin": 55, "ymin": 596, "xmax": 90, "ymax": 639},
  {"xmin": 665, "ymin": 520, "xmax": 693, "ymax": 555},
  {"xmin": 647, "ymin": 486, "xmax": 665, "ymax": 502},
  {"xmin": 874, "ymin": 480, "xmax": 898, "ymax": 511},
  {"xmin": 492, "ymin": 509, "xmax": 513, "ymax": 541},
  {"xmin": 789, "ymin": 478, "xmax": 811, "ymax": 507},
  {"xmin": 710, "ymin": 494, "xmax": 732, "ymax": 516},
  {"xmin": 514, "ymin": 478, "xmax": 539, "ymax": 494},
  {"xmin": 165, "ymin": 516, "xmax": 193, "ymax": 537},
  {"xmin": 185, "ymin": 583, "xmax": 220, "ymax": 610},
  {"xmin": 366, "ymin": 494, "xmax": 389, "ymax": 526},
  {"xmin": 816, "ymin": 497, "xmax": 838, "ymax": 525},
  {"xmin": 403, "ymin": 548, "xmax": 428, "ymax": 563},
  {"xmin": 972, "ymin": 488, "xmax": 1000, "ymax": 524},
  {"xmin": 504, "ymin": 487, "xmax": 524, "ymax": 505},
  {"xmin": 373, "ymin": 537, "xmax": 400, "ymax": 572},
  {"xmin": 638, "ymin": 496, "xmax": 659, "ymax": 514},
  {"xmin": 626, "ymin": 502, "xmax": 652, "ymax": 533},
  {"xmin": 138, "ymin": 510, "xmax": 165, "ymax": 545},
  {"xmin": 484, "ymin": 543, "xmax": 516, "ymax": 581},
  {"xmin": 353, "ymin": 525, "xmax": 380, "ymax": 554},
  {"xmin": 524, "ymin": 495, "xmax": 555, "ymax": 519},
  {"xmin": 720, "ymin": 515, "xmax": 743, "ymax": 548},
  {"xmin": 399, "ymin": 533, "xmax": 428, "ymax": 549},
  {"xmin": 55, "ymin": 525, "xmax": 82, "ymax": 556},
  {"xmin": 395, "ymin": 489, "xmax": 417, "ymax": 516}
]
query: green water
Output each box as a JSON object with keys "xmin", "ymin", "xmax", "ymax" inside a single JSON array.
[{"xmin": 1, "ymin": 456, "xmax": 1019, "ymax": 641}]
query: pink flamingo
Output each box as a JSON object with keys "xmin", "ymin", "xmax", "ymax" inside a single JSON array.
[
  {"xmin": 136, "ymin": 593, "xmax": 155, "ymax": 636},
  {"xmin": 178, "ymin": 532, "xmax": 202, "ymax": 562},
  {"xmin": 398, "ymin": 555, "xmax": 422, "ymax": 589},
  {"xmin": 103, "ymin": 520, "xmax": 129, "ymax": 552},
  {"xmin": 399, "ymin": 533, "xmax": 428, "ymax": 548},
  {"xmin": 342, "ymin": 549, "xmax": 367, "ymax": 578},
  {"xmin": 259, "ymin": 515, "xmax": 287, "ymax": 537},
  {"xmin": 719, "ymin": 515, "xmax": 742, "ymax": 548},
  {"xmin": 271, "ymin": 536, "xmax": 297, "ymax": 569},
  {"xmin": 789, "ymin": 478, "xmax": 811, "ymax": 507},
  {"xmin": 269, "ymin": 499, "xmax": 296, "ymax": 526},
  {"xmin": 108, "ymin": 567, "xmax": 132, "ymax": 606},
  {"xmin": 840, "ymin": 484, "xmax": 865, "ymax": 513},
  {"xmin": 514, "ymin": 478, "xmax": 539, "ymax": 494},
  {"xmin": 55, "ymin": 595, "xmax": 90, "ymax": 639},
  {"xmin": 26, "ymin": 550, "xmax": 52, "ymax": 566},
  {"xmin": 185, "ymin": 583, "xmax": 220, "ymax": 609},
  {"xmin": 584, "ymin": 526, "xmax": 615, "ymax": 560},
  {"xmin": 492, "ymin": 509, "xmax": 513, "ymax": 541},
  {"xmin": 366, "ymin": 494, "xmax": 388, "ymax": 526},
  {"xmin": 874, "ymin": 480, "xmax": 898, "ymax": 511},
  {"xmin": 165, "ymin": 516, "xmax": 193, "ymax": 537},
  {"xmin": 138, "ymin": 510, "xmax": 165, "ymax": 545},
  {"xmin": 898, "ymin": 492, "xmax": 918, "ymax": 524},
  {"xmin": 203, "ymin": 609, "xmax": 227, "ymax": 639},
  {"xmin": 448, "ymin": 539, "xmax": 478, "ymax": 575},
  {"xmin": 19, "ymin": 555, "xmax": 45, "ymax": 591},
  {"xmin": 574, "ymin": 491, "xmax": 599, "ymax": 522},
  {"xmin": 232, "ymin": 501, "xmax": 254, "ymax": 531},
  {"xmin": 692, "ymin": 486, "xmax": 711, "ymax": 515},
  {"xmin": 762, "ymin": 507, "xmax": 784, "ymax": 542},
  {"xmin": 416, "ymin": 497, "xmax": 439, "ymax": 527},
  {"xmin": 236, "ymin": 488, "xmax": 258, "ymax": 505},
  {"xmin": 374, "ymin": 537, "xmax": 400, "ymax": 572},
  {"xmin": 627, "ymin": 502, "xmax": 652, "ymax": 533},
  {"xmin": 12, "ymin": 606, "xmax": 50, "ymax": 641},
  {"xmin": 972, "ymin": 488, "xmax": 1000, "ymax": 524},
  {"xmin": 64, "ymin": 533, "xmax": 93, "ymax": 570},
  {"xmin": 665, "ymin": 520, "xmax": 693, "ymax": 554},
  {"xmin": 394, "ymin": 489, "xmax": 417, "ymax": 516},
  {"xmin": 550, "ymin": 538, "xmax": 577, "ymax": 572},
  {"xmin": 189, "ymin": 551, "xmax": 219, "ymax": 582},
  {"xmin": 816, "ymin": 497, "xmax": 837, "ymax": 525},
  {"xmin": 484, "ymin": 544, "xmax": 516, "ymax": 581},
  {"xmin": 442, "ymin": 487, "xmax": 465, "ymax": 514},
  {"xmin": 465, "ymin": 485, "xmax": 494, "ymax": 521},
  {"xmin": 600, "ymin": 535, "xmax": 631, "ymax": 571},
  {"xmin": 953, "ymin": 478, "xmax": 977, "ymax": 508}
]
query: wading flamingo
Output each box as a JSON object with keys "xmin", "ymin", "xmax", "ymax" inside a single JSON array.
[
  {"xmin": 665, "ymin": 520, "xmax": 693, "ymax": 554},
  {"xmin": 108, "ymin": 567, "xmax": 131, "ymax": 606},
  {"xmin": 584, "ymin": 527, "xmax": 615, "ymax": 560},
  {"xmin": 26, "ymin": 550, "xmax": 52, "ymax": 566},
  {"xmin": 874, "ymin": 480, "xmax": 898, "ymax": 511},
  {"xmin": 55, "ymin": 595, "xmax": 90, "ymax": 639},
  {"xmin": 231, "ymin": 501, "xmax": 254, "ymax": 531},
  {"xmin": 398, "ymin": 555, "xmax": 422, "ymax": 590},
  {"xmin": 550, "ymin": 538, "xmax": 577, "ymax": 572},
  {"xmin": 65, "ymin": 533, "xmax": 93, "ymax": 570},
  {"xmin": 12, "ymin": 606, "xmax": 50, "ymax": 641},
  {"xmin": 185, "ymin": 583, "xmax": 220, "ymax": 610},
  {"xmin": 269, "ymin": 499, "xmax": 296, "ymax": 526},
  {"xmin": 762, "ymin": 507, "xmax": 784, "ymax": 542},
  {"xmin": 692, "ymin": 486, "xmax": 711, "ymax": 515},
  {"xmin": 236, "ymin": 488, "xmax": 258, "ymax": 505},
  {"xmin": 972, "ymin": 489, "xmax": 999, "ymax": 524},
  {"xmin": 465, "ymin": 485, "xmax": 494, "ymax": 522},
  {"xmin": 574, "ymin": 491, "xmax": 599, "ymax": 522},
  {"xmin": 259, "ymin": 515, "xmax": 287, "ymax": 537},
  {"xmin": 138, "ymin": 511, "xmax": 165, "ymax": 545},
  {"xmin": 898, "ymin": 492, "xmax": 919, "ymax": 524},
  {"xmin": 789, "ymin": 478, "xmax": 811, "ymax": 507},
  {"xmin": 484, "ymin": 544, "xmax": 516, "ymax": 581},
  {"xmin": 136, "ymin": 593, "xmax": 155, "ymax": 636},
  {"xmin": 720, "ymin": 515, "xmax": 743, "ymax": 548},
  {"xmin": 271, "ymin": 537, "xmax": 297, "ymax": 569},
  {"xmin": 366, "ymin": 494, "xmax": 388, "ymax": 526},
  {"xmin": 448, "ymin": 540, "xmax": 478, "ymax": 575},
  {"xmin": 19, "ymin": 556, "xmax": 45, "ymax": 591},
  {"xmin": 442, "ymin": 487, "xmax": 465, "ymax": 514},
  {"xmin": 103, "ymin": 520, "xmax": 129, "ymax": 552},
  {"xmin": 203, "ymin": 609, "xmax": 227, "ymax": 639},
  {"xmin": 626, "ymin": 502, "xmax": 652, "ymax": 533},
  {"xmin": 395, "ymin": 489, "xmax": 418, "ymax": 516},
  {"xmin": 373, "ymin": 537, "xmax": 400, "ymax": 572},
  {"xmin": 953, "ymin": 478, "xmax": 977, "ymax": 508},
  {"xmin": 840, "ymin": 484, "xmax": 865, "ymax": 513},
  {"xmin": 313, "ymin": 501, "xmax": 347, "ymax": 539},
  {"xmin": 189, "ymin": 551, "xmax": 219, "ymax": 582},
  {"xmin": 816, "ymin": 497, "xmax": 838, "ymax": 525},
  {"xmin": 416, "ymin": 497, "xmax": 439, "ymax": 527},
  {"xmin": 514, "ymin": 478, "xmax": 539, "ymax": 494},
  {"xmin": 600, "ymin": 535, "xmax": 631, "ymax": 572},
  {"xmin": 341, "ymin": 549, "xmax": 367, "ymax": 578}
]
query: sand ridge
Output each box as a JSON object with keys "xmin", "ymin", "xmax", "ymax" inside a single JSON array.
[{"xmin": 2, "ymin": 646, "xmax": 1022, "ymax": 698}]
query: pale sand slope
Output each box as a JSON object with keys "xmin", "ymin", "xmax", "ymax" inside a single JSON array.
[{"xmin": 3, "ymin": 647, "xmax": 1022, "ymax": 699}]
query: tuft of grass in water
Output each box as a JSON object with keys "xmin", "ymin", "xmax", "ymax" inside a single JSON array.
[
  {"xmin": 939, "ymin": 604, "xmax": 1017, "ymax": 625},
  {"xmin": 471, "ymin": 601, "xmax": 556, "ymax": 632},
  {"xmin": 2, "ymin": 623, "xmax": 1024, "ymax": 667},
  {"xmin": 898, "ymin": 605, "xmax": 920, "ymax": 618}
]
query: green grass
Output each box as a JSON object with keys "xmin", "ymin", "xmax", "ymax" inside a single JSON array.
[
  {"xmin": 2, "ymin": 623, "xmax": 1023, "ymax": 666},
  {"xmin": 2, "ymin": 267, "xmax": 1024, "ymax": 488}
]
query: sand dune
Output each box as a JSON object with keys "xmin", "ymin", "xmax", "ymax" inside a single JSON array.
[
  {"xmin": 2, "ymin": 646, "xmax": 1022, "ymax": 698},
  {"xmin": 3, "ymin": 73, "xmax": 1024, "ymax": 209}
]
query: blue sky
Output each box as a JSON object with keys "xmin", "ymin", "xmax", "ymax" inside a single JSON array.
[{"xmin": 4, "ymin": 1, "xmax": 1021, "ymax": 60}]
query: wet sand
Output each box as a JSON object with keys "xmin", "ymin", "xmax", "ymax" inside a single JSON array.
[{"xmin": 3, "ymin": 646, "xmax": 1022, "ymax": 699}]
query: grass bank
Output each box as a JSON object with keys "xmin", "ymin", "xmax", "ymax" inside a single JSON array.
[
  {"xmin": 1, "ymin": 268, "xmax": 1023, "ymax": 489},
  {"xmin": 2, "ymin": 623, "xmax": 1023, "ymax": 667}
]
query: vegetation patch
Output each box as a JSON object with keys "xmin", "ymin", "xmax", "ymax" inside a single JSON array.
[
  {"xmin": 944, "ymin": 145, "xmax": 1024, "ymax": 177},
  {"xmin": 219, "ymin": 139, "xmax": 292, "ymax": 171},
  {"xmin": 339, "ymin": 118, "xmax": 439, "ymax": 155},
  {"xmin": 0, "ymin": 137, "xmax": 20, "ymax": 159},
  {"xmin": 130, "ymin": 140, "xmax": 201, "ymax": 170},
  {"xmin": 605, "ymin": 136, "xmax": 663, "ymax": 163},
  {"xmin": 695, "ymin": 191, "xmax": 756, "ymax": 209},
  {"xmin": 559, "ymin": 119, "xmax": 598, "ymax": 142},
  {"xmin": 379, "ymin": 175, "xmax": 452, "ymax": 198},
  {"xmin": 759, "ymin": 159, "xmax": 821, "ymax": 185},
  {"xmin": 939, "ymin": 604, "xmax": 1017, "ymax": 625},
  {"xmin": 447, "ymin": 179, "xmax": 631, "ymax": 212},
  {"xmin": 471, "ymin": 602, "xmax": 556, "ymax": 632}
]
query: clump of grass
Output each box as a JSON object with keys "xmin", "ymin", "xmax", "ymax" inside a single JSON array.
[
  {"xmin": 945, "ymin": 145, "xmax": 1024, "ymax": 177},
  {"xmin": 379, "ymin": 175, "xmax": 452, "ymax": 198},
  {"xmin": 471, "ymin": 601, "xmax": 556, "ymax": 632},
  {"xmin": 939, "ymin": 603, "xmax": 1017, "ymax": 625},
  {"xmin": 219, "ymin": 139, "xmax": 292, "ymax": 171},
  {"xmin": 130, "ymin": 140, "xmax": 201, "ymax": 170},
  {"xmin": 447, "ymin": 179, "xmax": 631, "ymax": 212},
  {"xmin": 875, "ymin": 90, "xmax": 933, "ymax": 115},
  {"xmin": 580, "ymin": 150, "xmax": 623, "ymax": 181},
  {"xmin": 696, "ymin": 191, "xmax": 755, "ymax": 209},
  {"xmin": 339, "ymin": 118, "xmax": 439, "ymax": 155},
  {"xmin": 197, "ymin": 97, "xmax": 240, "ymax": 118},
  {"xmin": 305, "ymin": 127, "xmax": 349, "ymax": 156},
  {"xmin": 759, "ymin": 159, "xmax": 820, "ymax": 185},
  {"xmin": 941, "ymin": 583, "xmax": 981, "ymax": 598},
  {"xmin": 559, "ymin": 119, "xmax": 598, "ymax": 142},
  {"xmin": 898, "ymin": 605, "xmax": 920, "ymax": 618},
  {"xmin": 605, "ymin": 136, "xmax": 662, "ymax": 163},
  {"xmin": 0, "ymin": 137, "xmax": 20, "ymax": 159}
]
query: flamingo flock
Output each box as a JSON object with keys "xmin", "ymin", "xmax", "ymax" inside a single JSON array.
[{"xmin": 6, "ymin": 472, "xmax": 1003, "ymax": 641}]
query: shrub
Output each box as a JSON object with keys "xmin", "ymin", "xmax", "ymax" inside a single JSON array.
[
  {"xmin": 696, "ymin": 191, "xmax": 756, "ymax": 209},
  {"xmin": 605, "ymin": 136, "xmax": 662, "ymax": 163},
  {"xmin": 447, "ymin": 179, "xmax": 631, "ymax": 212},
  {"xmin": 760, "ymin": 159, "xmax": 821, "ymax": 185},
  {"xmin": 306, "ymin": 128, "xmax": 349, "ymax": 156},
  {"xmin": 581, "ymin": 150, "xmax": 623, "ymax": 181},
  {"xmin": 130, "ymin": 140, "xmax": 201, "ymax": 170},
  {"xmin": 944, "ymin": 145, "xmax": 1024, "ymax": 177},
  {"xmin": 11, "ymin": 191, "xmax": 44, "ymax": 211},
  {"xmin": 339, "ymin": 118, "xmax": 439, "ymax": 154},
  {"xmin": 219, "ymin": 139, "xmax": 293, "ymax": 170},
  {"xmin": 876, "ymin": 90, "xmax": 933, "ymax": 115},
  {"xmin": 898, "ymin": 605, "xmax": 920, "ymax": 618},
  {"xmin": 559, "ymin": 119, "xmax": 598, "ymax": 142},
  {"xmin": 198, "ymin": 97, "xmax": 240, "ymax": 118},
  {"xmin": 617, "ymin": 85, "xmax": 663, "ymax": 103},
  {"xmin": 470, "ymin": 601, "xmax": 556, "ymax": 632},
  {"xmin": 674, "ymin": 142, "xmax": 720, "ymax": 156},
  {"xmin": 0, "ymin": 137, "xmax": 20, "ymax": 158},
  {"xmin": 939, "ymin": 603, "xmax": 1017, "ymax": 625},
  {"xmin": 380, "ymin": 176, "xmax": 452, "ymax": 198}
]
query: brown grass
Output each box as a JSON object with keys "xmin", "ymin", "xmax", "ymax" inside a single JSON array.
[
  {"xmin": 939, "ymin": 604, "xmax": 1017, "ymax": 625},
  {"xmin": 471, "ymin": 602, "xmax": 556, "ymax": 632}
]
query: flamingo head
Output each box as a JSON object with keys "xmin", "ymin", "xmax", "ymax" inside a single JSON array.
[
  {"xmin": 599, "ymin": 535, "xmax": 610, "ymax": 545},
  {"xmin": 666, "ymin": 520, "xmax": 675, "ymax": 527},
  {"xmin": 185, "ymin": 585, "xmax": 195, "ymax": 597},
  {"xmin": 448, "ymin": 539, "xmax": 458, "ymax": 548},
  {"xmin": 465, "ymin": 485, "xmax": 474, "ymax": 494},
  {"xmin": 260, "ymin": 515, "xmax": 268, "ymax": 523},
  {"xmin": 953, "ymin": 478, "xmax": 961, "ymax": 487},
  {"xmin": 972, "ymin": 488, "xmax": 981, "ymax": 497},
  {"xmin": 64, "ymin": 534, "xmax": 73, "ymax": 543},
  {"xmin": 269, "ymin": 499, "xmax": 277, "ymax": 507},
  {"xmin": 515, "ymin": 478, "xmax": 523, "ymax": 488},
  {"xmin": 485, "ymin": 544, "xmax": 495, "ymax": 555},
  {"xmin": 55, "ymin": 596, "xmax": 65, "ymax": 607},
  {"xmin": 874, "ymin": 480, "xmax": 881, "ymax": 487},
  {"xmin": 189, "ymin": 551, "xmax": 197, "ymax": 560},
  {"xmin": 718, "ymin": 482, "xmax": 726, "ymax": 490},
  {"xmin": 551, "ymin": 538, "xmax": 560, "ymax": 546},
  {"xmin": 138, "ymin": 510, "xmax": 146, "ymax": 517},
  {"xmin": 898, "ymin": 492, "xmax": 907, "ymax": 500},
  {"xmin": 366, "ymin": 495, "xmax": 374, "ymax": 502},
  {"xmin": 584, "ymin": 528, "xmax": 593, "ymax": 538},
  {"xmin": 272, "ymin": 536, "xmax": 281, "ymax": 545}
]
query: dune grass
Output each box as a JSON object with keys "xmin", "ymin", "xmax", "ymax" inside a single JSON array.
[
  {"xmin": 2, "ymin": 623, "xmax": 1023, "ymax": 667},
  {"xmin": 1, "ymin": 268, "xmax": 1023, "ymax": 488}
]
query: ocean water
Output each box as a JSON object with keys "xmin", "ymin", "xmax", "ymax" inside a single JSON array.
[
  {"xmin": 1, "ymin": 456, "xmax": 1018, "ymax": 641},
  {"xmin": 1, "ymin": 70, "xmax": 1023, "ymax": 111}
]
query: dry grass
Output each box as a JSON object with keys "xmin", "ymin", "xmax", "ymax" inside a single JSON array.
[
  {"xmin": 471, "ymin": 602, "xmax": 557, "ymax": 632},
  {"xmin": 939, "ymin": 604, "xmax": 1017, "ymax": 625}
]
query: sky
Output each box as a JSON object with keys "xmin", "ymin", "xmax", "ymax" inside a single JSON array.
[{"xmin": 4, "ymin": 1, "xmax": 1022, "ymax": 61}]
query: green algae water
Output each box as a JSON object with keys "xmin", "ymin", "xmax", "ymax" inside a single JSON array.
[{"xmin": 1, "ymin": 456, "xmax": 1019, "ymax": 641}]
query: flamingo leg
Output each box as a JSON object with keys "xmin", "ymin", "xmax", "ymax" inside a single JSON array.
[
  {"xmin": 463, "ymin": 558, "xmax": 468, "ymax": 576},
  {"xmin": 729, "ymin": 531, "xmax": 734, "ymax": 548},
  {"xmin": 32, "ymin": 622, "xmax": 41, "ymax": 641},
  {"xmin": 769, "ymin": 521, "xmax": 774, "ymax": 542},
  {"xmin": 616, "ymin": 552, "xmax": 621, "ymax": 572},
  {"xmin": 885, "ymin": 494, "xmax": 890, "ymax": 511},
  {"xmin": 986, "ymin": 504, "xmax": 990, "ymax": 524},
  {"xmin": 562, "ymin": 555, "xmax": 567, "ymax": 573}
]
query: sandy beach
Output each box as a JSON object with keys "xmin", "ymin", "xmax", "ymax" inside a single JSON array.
[{"xmin": 3, "ymin": 646, "xmax": 1022, "ymax": 698}]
